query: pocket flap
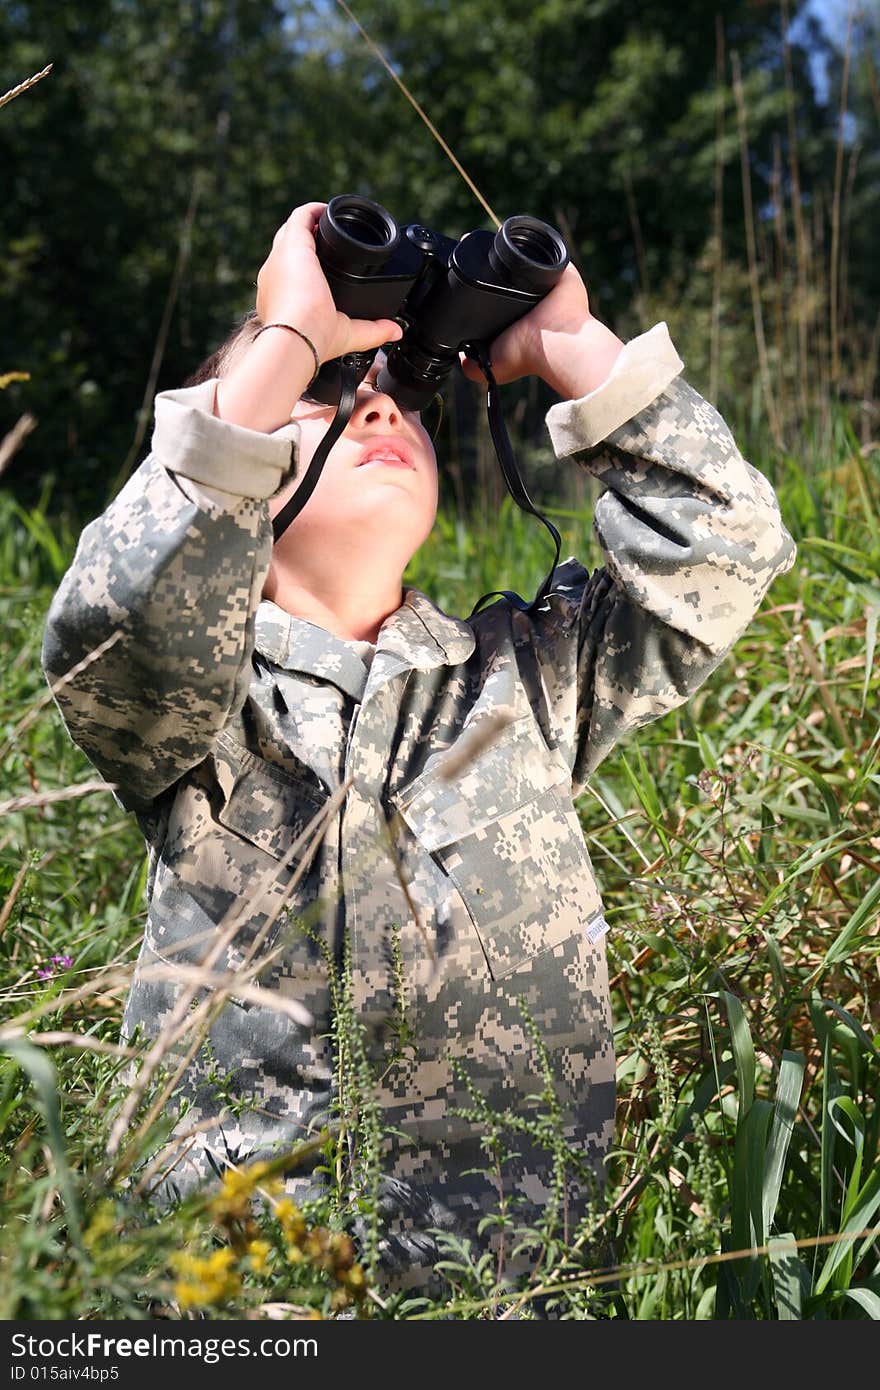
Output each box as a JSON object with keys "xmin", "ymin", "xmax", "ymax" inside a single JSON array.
[
  {"xmin": 214, "ymin": 734, "xmax": 326, "ymax": 862},
  {"xmin": 392, "ymin": 714, "xmax": 571, "ymax": 852}
]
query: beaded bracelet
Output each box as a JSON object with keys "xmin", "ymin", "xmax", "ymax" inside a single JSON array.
[{"xmin": 254, "ymin": 322, "xmax": 321, "ymax": 385}]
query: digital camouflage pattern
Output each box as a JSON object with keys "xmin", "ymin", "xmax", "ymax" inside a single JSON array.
[{"xmin": 42, "ymin": 361, "xmax": 795, "ymax": 1292}]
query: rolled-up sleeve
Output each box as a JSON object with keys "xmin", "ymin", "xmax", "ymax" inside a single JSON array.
[
  {"xmin": 41, "ymin": 381, "xmax": 299, "ymax": 814},
  {"xmin": 527, "ymin": 327, "xmax": 796, "ymax": 792}
]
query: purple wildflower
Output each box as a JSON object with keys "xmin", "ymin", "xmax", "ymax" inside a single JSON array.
[
  {"xmin": 51, "ymin": 954, "xmax": 74, "ymax": 968},
  {"xmin": 37, "ymin": 966, "xmax": 54, "ymax": 980}
]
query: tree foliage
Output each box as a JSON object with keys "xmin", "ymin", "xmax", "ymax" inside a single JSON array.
[{"xmin": 0, "ymin": 0, "xmax": 875, "ymax": 515}]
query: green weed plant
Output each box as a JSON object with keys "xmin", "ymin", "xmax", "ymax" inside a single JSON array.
[{"xmin": 1, "ymin": 418, "xmax": 878, "ymax": 1319}]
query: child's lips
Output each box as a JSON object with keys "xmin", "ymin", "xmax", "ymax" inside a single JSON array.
[{"xmin": 356, "ymin": 437, "xmax": 415, "ymax": 470}]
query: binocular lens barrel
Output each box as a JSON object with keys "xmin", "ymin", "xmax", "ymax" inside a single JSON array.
[
  {"xmin": 490, "ymin": 216, "xmax": 569, "ymax": 291},
  {"xmin": 318, "ymin": 195, "xmax": 401, "ymax": 275},
  {"xmin": 311, "ymin": 196, "xmax": 570, "ymax": 410}
]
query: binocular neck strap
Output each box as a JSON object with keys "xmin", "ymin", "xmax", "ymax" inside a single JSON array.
[
  {"xmin": 465, "ymin": 343, "xmax": 562, "ymax": 620},
  {"xmin": 271, "ymin": 357, "xmax": 360, "ymax": 543},
  {"xmin": 273, "ymin": 348, "xmax": 562, "ymax": 622}
]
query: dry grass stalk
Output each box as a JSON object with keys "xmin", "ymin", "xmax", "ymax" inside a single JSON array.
[
  {"xmin": 731, "ymin": 50, "xmax": 783, "ymax": 449},
  {"xmin": 780, "ymin": 0, "xmax": 812, "ymax": 422},
  {"xmin": 0, "ymin": 1029, "xmax": 136, "ymax": 1059},
  {"xmin": 0, "ymin": 860, "xmax": 33, "ymax": 939},
  {"xmin": 710, "ymin": 14, "xmax": 726, "ymax": 405},
  {"xmin": 829, "ymin": 0, "xmax": 857, "ymax": 386},
  {"xmin": 492, "ymin": 1224, "xmax": 880, "ymax": 1320},
  {"xmin": 0, "ymin": 780, "xmax": 115, "ymax": 818},
  {"xmin": 131, "ymin": 1113, "xmax": 231, "ymax": 1198},
  {"xmin": 0, "ymin": 966, "xmax": 135, "ymax": 1033},
  {"xmin": 838, "ymin": 140, "xmax": 861, "ymax": 361},
  {"xmin": 770, "ymin": 133, "xmax": 789, "ymax": 428},
  {"xmin": 375, "ymin": 802, "xmax": 436, "ymax": 967},
  {"xmin": 435, "ymin": 708, "xmax": 517, "ymax": 780},
  {"xmin": 333, "ymin": 0, "xmax": 500, "ymax": 228},
  {"xmin": 138, "ymin": 961, "xmax": 314, "ymax": 1025},
  {"xmin": 797, "ymin": 631, "xmax": 854, "ymax": 750},
  {"xmin": 812, "ymin": 190, "xmax": 832, "ymax": 422},
  {"xmin": 106, "ymin": 777, "xmax": 352, "ymax": 1162},
  {"xmin": 0, "ymin": 414, "xmax": 37, "ymax": 476},
  {"xmin": 110, "ymin": 178, "xmax": 202, "ymax": 494},
  {"xmin": 0, "ymin": 64, "xmax": 53, "ymax": 111},
  {"xmin": 0, "ymin": 630, "xmax": 123, "ymax": 764}
]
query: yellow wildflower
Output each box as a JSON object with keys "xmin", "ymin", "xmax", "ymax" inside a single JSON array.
[
  {"xmin": 83, "ymin": 1200, "xmax": 116, "ymax": 1251},
  {"xmin": 274, "ymin": 1196, "xmax": 307, "ymax": 1244},
  {"xmin": 211, "ymin": 1162, "xmax": 281, "ymax": 1222},
  {"xmin": 339, "ymin": 1263, "xmax": 367, "ymax": 1292},
  {"xmin": 247, "ymin": 1238, "xmax": 271, "ymax": 1274},
  {"xmin": 329, "ymin": 1232, "xmax": 356, "ymax": 1271},
  {"xmin": 171, "ymin": 1247, "xmax": 241, "ymax": 1309}
]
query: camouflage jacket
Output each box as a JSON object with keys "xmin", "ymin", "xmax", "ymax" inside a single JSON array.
[{"xmin": 42, "ymin": 324, "xmax": 795, "ymax": 1292}]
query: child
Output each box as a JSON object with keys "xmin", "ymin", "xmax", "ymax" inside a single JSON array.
[{"xmin": 42, "ymin": 201, "xmax": 796, "ymax": 1294}]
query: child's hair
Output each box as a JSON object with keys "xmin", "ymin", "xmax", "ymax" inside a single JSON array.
[{"xmin": 183, "ymin": 310, "xmax": 262, "ymax": 387}]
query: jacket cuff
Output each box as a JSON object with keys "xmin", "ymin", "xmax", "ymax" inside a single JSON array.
[
  {"xmin": 151, "ymin": 379, "xmax": 299, "ymax": 499},
  {"xmin": 545, "ymin": 322, "xmax": 684, "ymax": 457}
]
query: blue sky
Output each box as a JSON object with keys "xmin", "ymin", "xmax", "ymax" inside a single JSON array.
[{"xmin": 792, "ymin": 0, "xmax": 877, "ymax": 102}]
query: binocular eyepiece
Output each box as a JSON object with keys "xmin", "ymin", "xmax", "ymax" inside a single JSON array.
[{"xmin": 309, "ymin": 194, "xmax": 569, "ymax": 411}]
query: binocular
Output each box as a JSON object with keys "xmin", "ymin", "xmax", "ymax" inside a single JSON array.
[{"xmin": 309, "ymin": 194, "xmax": 570, "ymax": 411}]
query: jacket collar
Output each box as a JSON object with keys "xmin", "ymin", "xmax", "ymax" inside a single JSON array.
[{"xmin": 255, "ymin": 588, "xmax": 475, "ymax": 700}]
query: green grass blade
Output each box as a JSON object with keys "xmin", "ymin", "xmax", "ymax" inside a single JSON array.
[
  {"xmin": 619, "ymin": 748, "xmax": 671, "ymax": 854},
  {"xmin": 2, "ymin": 1038, "xmax": 83, "ymax": 1250},
  {"xmin": 826, "ymin": 1095, "xmax": 866, "ymax": 1292},
  {"xmin": 724, "ymin": 991, "xmax": 755, "ymax": 1117},
  {"xmin": 845, "ymin": 1288, "xmax": 880, "ymax": 1319},
  {"xmin": 827, "ymin": 1095, "xmax": 865, "ymax": 1217},
  {"xmin": 768, "ymin": 1235, "xmax": 804, "ymax": 1320},
  {"xmin": 762, "ymin": 1051, "xmax": 805, "ymax": 1235},
  {"xmin": 730, "ymin": 1097, "xmax": 773, "ymax": 1303},
  {"xmin": 862, "ymin": 605, "xmax": 877, "ymax": 717},
  {"xmin": 766, "ymin": 750, "xmax": 841, "ymax": 826},
  {"xmin": 822, "ymin": 873, "xmax": 880, "ymax": 967},
  {"xmin": 814, "ymin": 1164, "xmax": 880, "ymax": 1296},
  {"xmin": 817, "ymin": 1031, "xmax": 840, "ymax": 1236},
  {"xmin": 821, "ymin": 1000, "xmax": 880, "ymax": 1064},
  {"xmin": 755, "ymin": 832, "xmax": 853, "ymax": 920},
  {"xmin": 718, "ymin": 682, "xmax": 791, "ymax": 752}
]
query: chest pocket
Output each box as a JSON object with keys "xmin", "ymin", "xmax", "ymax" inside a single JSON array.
[
  {"xmin": 156, "ymin": 729, "xmax": 332, "ymax": 968},
  {"xmin": 215, "ymin": 733, "xmax": 326, "ymax": 863},
  {"xmin": 391, "ymin": 714, "xmax": 604, "ymax": 981}
]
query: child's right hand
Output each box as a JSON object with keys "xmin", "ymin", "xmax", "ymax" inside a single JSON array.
[{"xmin": 256, "ymin": 202, "xmax": 402, "ymax": 367}]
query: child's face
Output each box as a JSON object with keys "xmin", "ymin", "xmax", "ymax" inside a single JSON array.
[{"xmin": 269, "ymin": 360, "xmax": 439, "ymax": 565}]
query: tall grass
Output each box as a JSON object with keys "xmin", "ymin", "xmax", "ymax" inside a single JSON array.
[
  {"xmin": 0, "ymin": 416, "xmax": 877, "ymax": 1318},
  {"xmin": 1, "ymin": 12, "xmax": 878, "ymax": 1319}
]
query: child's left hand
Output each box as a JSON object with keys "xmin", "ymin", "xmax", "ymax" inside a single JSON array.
[
  {"xmin": 459, "ymin": 263, "xmax": 589, "ymax": 385},
  {"xmin": 459, "ymin": 262, "xmax": 625, "ymax": 399}
]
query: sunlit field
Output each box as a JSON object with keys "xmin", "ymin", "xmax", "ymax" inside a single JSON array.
[{"xmin": 1, "ymin": 420, "xmax": 877, "ymax": 1318}]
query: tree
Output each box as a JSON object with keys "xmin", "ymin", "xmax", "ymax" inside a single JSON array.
[{"xmin": 0, "ymin": 0, "xmax": 867, "ymax": 515}]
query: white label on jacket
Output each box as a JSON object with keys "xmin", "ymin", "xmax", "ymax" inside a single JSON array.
[{"xmin": 586, "ymin": 914, "xmax": 610, "ymax": 944}]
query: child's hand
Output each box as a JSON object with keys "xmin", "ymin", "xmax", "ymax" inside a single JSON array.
[
  {"xmin": 256, "ymin": 203, "xmax": 402, "ymax": 367},
  {"xmin": 459, "ymin": 263, "xmax": 625, "ymax": 399}
]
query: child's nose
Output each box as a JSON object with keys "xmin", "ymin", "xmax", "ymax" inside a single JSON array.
[{"xmin": 356, "ymin": 388, "xmax": 402, "ymax": 427}]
